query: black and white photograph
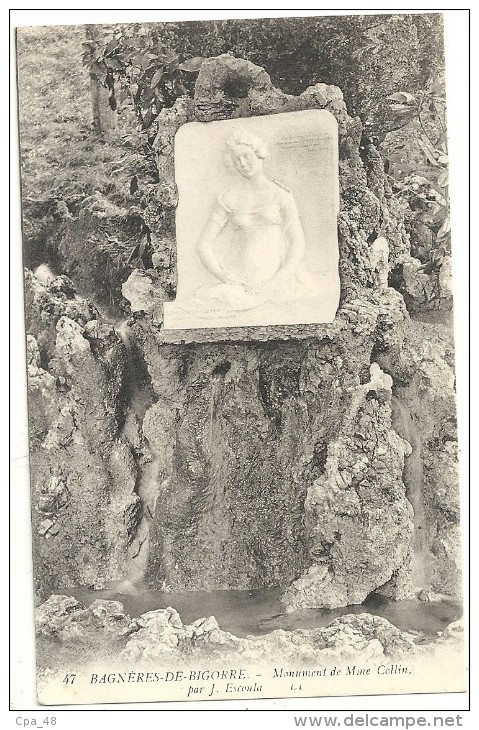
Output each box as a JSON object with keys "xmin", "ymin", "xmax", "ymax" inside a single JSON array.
[{"xmin": 11, "ymin": 8, "xmax": 469, "ymax": 710}]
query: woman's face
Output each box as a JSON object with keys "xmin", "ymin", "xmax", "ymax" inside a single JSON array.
[{"xmin": 232, "ymin": 144, "xmax": 263, "ymax": 178}]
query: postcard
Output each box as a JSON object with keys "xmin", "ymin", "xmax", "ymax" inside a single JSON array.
[{"xmin": 13, "ymin": 10, "xmax": 467, "ymax": 707}]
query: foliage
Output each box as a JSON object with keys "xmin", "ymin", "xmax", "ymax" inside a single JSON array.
[
  {"xmin": 82, "ymin": 24, "xmax": 204, "ymax": 141},
  {"xmin": 168, "ymin": 14, "xmax": 444, "ymax": 133},
  {"xmin": 80, "ymin": 14, "xmax": 444, "ymax": 139},
  {"xmin": 383, "ymin": 72, "xmax": 450, "ymax": 262}
]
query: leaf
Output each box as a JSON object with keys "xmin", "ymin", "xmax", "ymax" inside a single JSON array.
[
  {"xmin": 437, "ymin": 170, "xmax": 449, "ymax": 188},
  {"xmin": 141, "ymin": 53, "xmax": 153, "ymax": 71},
  {"xmin": 417, "ymin": 138, "xmax": 439, "ymax": 167},
  {"xmin": 164, "ymin": 50, "xmax": 180, "ymax": 64},
  {"xmin": 437, "ymin": 155, "xmax": 448, "ymax": 165},
  {"xmin": 167, "ymin": 58, "xmax": 179, "ymax": 73},
  {"xmin": 130, "ymin": 176, "xmax": 139, "ymax": 195},
  {"xmin": 179, "ymin": 56, "xmax": 205, "ymax": 72},
  {"xmin": 386, "ymin": 91, "xmax": 417, "ymax": 104},
  {"xmin": 123, "ymin": 50, "xmax": 139, "ymax": 62},
  {"xmin": 419, "ymin": 134, "xmax": 436, "ymax": 151},
  {"xmin": 127, "ymin": 243, "xmax": 140, "ymax": 264},
  {"xmin": 142, "ymin": 109, "xmax": 154, "ymax": 129},
  {"xmin": 124, "ymin": 37, "xmax": 147, "ymax": 48},
  {"xmin": 432, "ymin": 245, "xmax": 447, "ymax": 262},
  {"xmin": 104, "ymin": 57, "xmax": 124, "ymax": 71},
  {"xmin": 141, "ymin": 86, "xmax": 156, "ymax": 106},
  {"xmin": 150, "ymin": 68, "xmax": 164, "ymax": 88},
  {"xmin": 437, "ymin": 216, "xmax": 451, "ymax": 238},
  {"xmin": 106, "ymin": 39, "xmax": 119, "ymax": 53},
  {"xmin": 173, "ymin": 80, "xmax": 188, "ymax": 96}
]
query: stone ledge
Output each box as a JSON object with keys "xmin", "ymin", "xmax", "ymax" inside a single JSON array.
[
  {"xmin": 158, "ymin": 321, "xmax": 339, "ymax": 345},
  {"xmin": 131, "ymin": 290, "xmax": 403, "ymax": 345}
]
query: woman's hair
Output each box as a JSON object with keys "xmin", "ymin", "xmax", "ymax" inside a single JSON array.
[{"xmin": 225, "ymin": 130, "xmax": 269, "ymax": 161}]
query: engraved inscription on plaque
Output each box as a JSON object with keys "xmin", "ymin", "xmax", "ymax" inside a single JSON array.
[{"xmin": 163, "ymin": 110, "xmax": 340, "ymax": 330}]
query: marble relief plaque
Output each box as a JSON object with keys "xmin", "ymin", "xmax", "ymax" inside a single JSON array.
[{"xmin": 163, "ymin": 110, "xmax": 340, "ymax": 330}]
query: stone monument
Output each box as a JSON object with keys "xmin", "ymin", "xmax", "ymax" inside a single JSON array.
[
  {"xmin": 117, "ymin": 55, "xmax": 458, "ymax": 609},
  {"xmin": 163, "ymin": 110, "xmax": 340, "ymax": 329}
]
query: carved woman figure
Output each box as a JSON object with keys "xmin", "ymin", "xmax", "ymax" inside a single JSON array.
[{"xmin": 176, "ymin": 130, "xmax": 316, "ymax": 316}]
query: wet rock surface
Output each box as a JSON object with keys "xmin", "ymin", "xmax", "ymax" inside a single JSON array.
[
  {"xmin": 131, "ymin": 292, "xmax": 414, "ymax": 596},
  {"xmin": 25, "ymin": 271, "xmax": 143, "ymax": 601},
  {"xmin": 376, "ymin": 318, "xmax": 461, "ymax": 596},
  {"xmin": 283, "ymin": 364, "xmax": 414, "ymax": 609}
]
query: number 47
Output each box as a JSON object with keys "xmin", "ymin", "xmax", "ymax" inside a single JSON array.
[{"xmin": 63, "ymin": 673, "xmax": 76, "ymax": 685}]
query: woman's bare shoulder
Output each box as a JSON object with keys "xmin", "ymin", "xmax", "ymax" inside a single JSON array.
[
  {"xmin": 218, "ymin": 185, "xmax": 241, "ymax": 210},
  {"xmin": 270, "ymin": 179, "xmax": 293, "ymax": 196},
  {"xmin": 270, "ymin": 180, "xmax": 297, "ymax": 211}
]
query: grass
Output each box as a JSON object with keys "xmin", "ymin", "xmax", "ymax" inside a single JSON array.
[
  {"xmin": 16, "ymin": 25, "xmax": 134, "ymax": 206},
  {"xmin": 16, "ymin": 25, "xmax": 154, "ymax": 308}
]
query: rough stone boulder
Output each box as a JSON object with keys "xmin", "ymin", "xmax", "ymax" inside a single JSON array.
[
  {"xmin": 194, "ymin": 54, "xmax": 288, "ymax": 120},
  {"xmin": 25, "ymin": 271, "xmax": 142, "ymax": 601},
  {"xmin": 129, "ymin": 290, "xmax": 412, "ymax": 598},
  {"xmin": 283, "ymin": 364, "xmax": 414, "ymax": 609},
  {"xmin": 120, "ymin": 609, "xmax": 416, "ymax": 665},
  {"xmin": 35, "ymin": 596, "xmax": 419, "ymax": 668},
  {"xmin": 35, "ymin": 595, "xmax": 85, "ymax": 637},
  {"xmin": 36, "ymin": 595, "xmax": 129, "ymax": 641},
  {"xmin": 120, "ymin": 610, "xmax": 234, "ymax": 662},
  {"xmin": 35, "ymin": 595, "xmax": 131, "ymax": 669},
  {"xmin": 375, "ymin": 318, "xmax": 461, "ymax": 596}
]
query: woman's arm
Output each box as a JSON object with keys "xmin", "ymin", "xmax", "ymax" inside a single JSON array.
[
  {"xmin": 196, "ymin": 217, "xmax": 229, "ymax": 282},
  {"xmin": 280, "ymin": 191, "xmax": 307, "ymax": 274},
  {"xmin": 196, "ymin": 195, "xmax": 243, "ymax": 285}
]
